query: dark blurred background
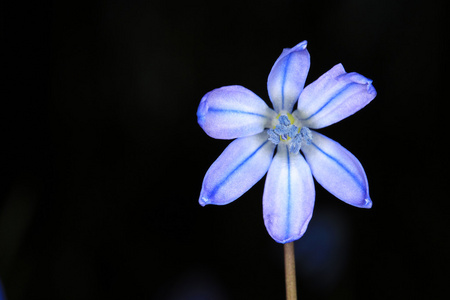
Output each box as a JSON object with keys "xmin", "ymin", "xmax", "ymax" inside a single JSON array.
[{"xmin": 1, "ymin": 0, "xmax": 447, "ymax": 299}]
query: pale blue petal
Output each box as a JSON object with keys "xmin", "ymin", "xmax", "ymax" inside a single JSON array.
[
  {"xmin": 199, "ymin": 132, "xmax": 276, "ymax": 206},
  {"xmin": 301, "ymin": 131, "xmax": 371, "ymax": 208},
  {"xmin": 294, "ymin": 63, "xmax": 377, "ymax": 129},
  {"xmin": 197, "ymin": 85, "xmax": 277, "ymax": 140},
  {"xmin": 267, "ymin": 41, "xmax": 310, "ymax": 113},
  {"xmin": 263, "ymin": 144, "xmax": 315, "ymax": 243}
]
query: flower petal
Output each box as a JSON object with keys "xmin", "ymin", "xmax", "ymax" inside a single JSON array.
[
  {"xmin": 197, "ymin": 85, "xmax": 277, "ymax": 139},
  {"xmin": 294, "ymin": 63, "xmax": 377, "ymax": 129},
  {"xmin": 267, "ymin": 41, "xmax": 310, "ymax": 113},
  {"xmin": 301, "ymin": 131, "xmax": 371, "ymax": 208},
  {"xmin": 263, "ymin": 144, "xmax": 315, "ymax": 243},
  {"xmin": 199, "ymin": 132, "xmax": 276, "ymax": 206}
]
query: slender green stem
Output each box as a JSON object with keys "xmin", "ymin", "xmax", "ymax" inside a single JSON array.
[{"xmin": 284, "ymin": 242, "xmax": 297, "ymax": 300}]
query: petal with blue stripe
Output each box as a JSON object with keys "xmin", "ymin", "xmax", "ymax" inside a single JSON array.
[
  {"xmin": 301, "ymin": 131, "xmax": 372, "ymax": 208},
  {"xmin": 267, "ymin": 41, "xmax": 310, "ymax": 113},
  {"xmin": 199, "ymin": 132, "xmax": 276, "ymax": 206},
  {"xmin": 263, "ymin": 144, "xmax": 315, "ymax": 243},
  {"xmin": 294, "ymin": 63, "xmax": 377, "ymax": 129},
  {"xmin": 197, "ymin": 85, "xmax": 277, "ymax": 140}
]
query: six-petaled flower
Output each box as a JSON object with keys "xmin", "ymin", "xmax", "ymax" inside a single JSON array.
[{"xmin": 197, "ymin": 41, "xmax": 377, "ymax": 243}]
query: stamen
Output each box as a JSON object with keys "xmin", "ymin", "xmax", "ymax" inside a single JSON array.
[
  {"xmin": 289, "ymin": 134, "xmax": 303, "ymax": 153},
  {"xmin": 287, "ymin": 125, "xmax": 298, "ymax": 138},
  {"xmin": 278, "ymin": 115, "xmax": 291, "ymax": 126},
  {"xmin": 274, "ymin": 124, "xmax": 288, "ymax": 136},
  {"xmin": 267, "ymin": 114, "xmax": 312, "ymax": 153},
  {"xmin": 300, "ymin": 127, "xmax": 312, "ymax": 145},
  {"xmin": 267, "ymin": 129, "xmax": 280, "ymax": 145}
]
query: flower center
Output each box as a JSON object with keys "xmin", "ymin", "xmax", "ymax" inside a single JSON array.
[{"xmin": 267, "ymin": 113, "xmax": 312, "ymax": 153}]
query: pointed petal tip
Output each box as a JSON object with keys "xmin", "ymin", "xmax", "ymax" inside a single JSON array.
[
  {"xmin": 351, "ymin": 72, "xmax": 376, "ymax": 92},
  {"xmin": 367, "ymin": 81, "xmax": 377, "ymax": 95},
  {"xmin": 349, "ymin": 72, "xmax": 376, "ymax": 96},
  {"xmin": 294, "ymin": 40, "xmax": 308, "ymax": 50},
  {"xmin": 282, "ymin": 41, "xmax": 308, "ymax": 54},
  {"xmin": 199, "ymin": 195, "xmax": 210, "ymax": 207},
  {"xmin": 363, "ymin": 197, "xmax": 373, "ymax": 209}
]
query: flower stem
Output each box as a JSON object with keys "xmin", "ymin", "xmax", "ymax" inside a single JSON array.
[{"xmin": 284, "ymin": 242, "xmax": 297, "ymax": 300}]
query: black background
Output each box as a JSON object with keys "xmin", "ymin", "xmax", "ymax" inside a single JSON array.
[{"xmin": 1, "ymin": 0, "xmax": 447, "ymax": 299}]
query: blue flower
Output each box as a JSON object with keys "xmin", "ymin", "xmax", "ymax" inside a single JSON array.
[{"xmin": 197, "ymin": 41, "xmax": 377, "ymax": 243}]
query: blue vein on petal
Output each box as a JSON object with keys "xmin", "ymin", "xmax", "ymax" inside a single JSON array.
[
  {"xmin": 311, "ymin": 142, "xmax": 365, "ymax": 193},
  {"xmin": 285, "ymin": 145, "xmax": 291, "ymax": 239},
  {"xmin": 208, "ymin": 108, "xmax": 270, "ymax": 119},
  {"xmin": 281, "ymin": 53, "xmax": 293, "ymax": 111},
  {"xmin": 207, "ymin": 140, "xmax": 270, "ymax": 200},
  {"xmin": 300, "ymin": 82, "xmax": 358, "ymax": 121}
]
